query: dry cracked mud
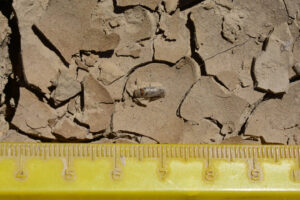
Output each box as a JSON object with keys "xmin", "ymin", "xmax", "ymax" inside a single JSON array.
[{"xmin": 0, "ymin": 0, "xmax": 299, "ymax": 144}]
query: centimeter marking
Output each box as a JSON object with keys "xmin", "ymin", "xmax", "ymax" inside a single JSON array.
[
  {"xmin": 0, "ymin": 143, "xmax": 299, "ymax": 160},
  {"xmin": 1, "ymin": 144, "xmax": 300, "ymax": 182}
]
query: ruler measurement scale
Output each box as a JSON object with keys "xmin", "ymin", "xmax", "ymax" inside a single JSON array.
[
  {"xmin": 1, "ymin": 144, "xmax": 299, "ymax": 179},
  {"xmin": 0, "ymin": 144, "xmax": 299, "ymax": 200}
]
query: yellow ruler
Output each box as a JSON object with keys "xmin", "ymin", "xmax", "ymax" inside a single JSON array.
[{"xmin": 0, "ymin": 143, "xmax": 300, "ymax": 200}]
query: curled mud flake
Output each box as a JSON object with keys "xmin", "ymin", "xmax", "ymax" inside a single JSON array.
[{"xmin": 133, "ymin": 87, "xmax": 165, "ymax": 100}]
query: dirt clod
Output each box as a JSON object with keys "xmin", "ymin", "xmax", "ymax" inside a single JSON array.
[{"xmin": 51, "ymin": 70, "xmax": 81, "ymax": 105}]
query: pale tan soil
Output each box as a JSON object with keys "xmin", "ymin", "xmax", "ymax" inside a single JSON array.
[{"xmin": 0, "ymin": 0, "xmax": 299, "ymax": 144}]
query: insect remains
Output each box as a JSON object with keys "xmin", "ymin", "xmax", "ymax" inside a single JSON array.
[{"xmin": 133, "ymin": 87, "xmax": 165, "ymax": 100}]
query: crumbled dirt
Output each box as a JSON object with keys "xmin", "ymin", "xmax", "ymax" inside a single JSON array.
[{"xmin": 0, "ymin": 0, "xmax": 299, "ymax": 144}]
